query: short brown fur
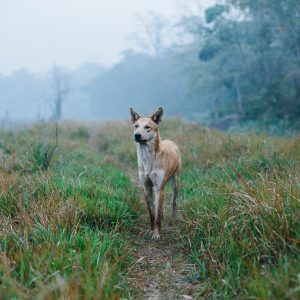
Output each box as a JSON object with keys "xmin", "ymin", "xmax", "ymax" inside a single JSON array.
[{"xmin": 129, "ymin": 107, "xmax": 181, "ymax": 240}]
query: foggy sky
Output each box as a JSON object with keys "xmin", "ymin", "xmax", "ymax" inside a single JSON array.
[{"xmin": 0, "ymin": 0, "xmax": 215, "ymax": 75}]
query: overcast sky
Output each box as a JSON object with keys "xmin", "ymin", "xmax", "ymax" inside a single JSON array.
[{"xmin": 0, "ymin": 0, "xmax": 214, "ymax": 75}]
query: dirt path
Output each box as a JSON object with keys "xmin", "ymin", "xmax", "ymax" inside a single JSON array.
[
  {"xmin": 126, "ymin": 201, "xmax": 198, "ymax": 300},
  {"xmin": 87, "ymin": 127, "xmax": 198, "ymax": 300}
]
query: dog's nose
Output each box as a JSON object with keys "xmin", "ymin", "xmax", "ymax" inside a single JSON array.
[{"xmin": 134, "ymin": 133, "xmax": 141, "ymax": 141}]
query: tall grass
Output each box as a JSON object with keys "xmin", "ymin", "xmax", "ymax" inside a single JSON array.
[
  {"xmin": 92, "ymin": 119, "xmax": 300, "ymax": 299},
  {"xmin": 1, "ymin": 120, "xmax": 299, "ymax": 299},
  {"xmin": 175, "ymin": 123, "xmax": 300, "ymax": 299},
  {"xmin": 0, "ymin": 123, "xmax": 139, "ymax": 299}
]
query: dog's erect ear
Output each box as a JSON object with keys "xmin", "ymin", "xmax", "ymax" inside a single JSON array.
[
  {"xmin": 129, "ymin": 107, "xmax": 141, "ymax": 123},
  {"xmin": 151, "ymin": 107, "xmax": 163, "ymax": 124}
]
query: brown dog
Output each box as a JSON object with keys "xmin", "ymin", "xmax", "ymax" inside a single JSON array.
[{"xmin": 130, "ymin": 107, "xmax": 181, "ymax": 240}]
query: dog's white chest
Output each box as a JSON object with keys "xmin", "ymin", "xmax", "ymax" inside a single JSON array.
[{"xmin": 137, "ymin": 144, "xmax": 155, "ymax": 174}]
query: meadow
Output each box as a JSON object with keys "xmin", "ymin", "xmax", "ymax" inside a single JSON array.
[{"xmin": 0, "ymin": 120, "xmax": 299, "ymax": 299}]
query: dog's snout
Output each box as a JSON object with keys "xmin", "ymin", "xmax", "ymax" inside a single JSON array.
[{"xmin": 134, "ymin": 133, "xmax": 141, "ymax": 141}]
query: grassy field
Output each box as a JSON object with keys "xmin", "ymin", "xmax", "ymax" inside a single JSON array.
[
  {"xmin": 0, "ymin": 124, "xmax": 140, "ymax": 299},
  {"xmin": 0, "ymin": 120, "xmax": 299, "ymax": 299}
]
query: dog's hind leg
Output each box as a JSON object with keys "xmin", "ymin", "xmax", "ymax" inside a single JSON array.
[{"xmin": 171, "ymin": 174, "xmax": 179, "ymax": 218}]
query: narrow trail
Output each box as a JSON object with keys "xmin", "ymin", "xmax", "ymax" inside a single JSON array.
[
  {"xmin": 126, "ymin": 204, "xmax": 198, "ymax": 300},
  {"xmin": 87, "ymin": 127, "xmax": 198, "ymax": 300}
]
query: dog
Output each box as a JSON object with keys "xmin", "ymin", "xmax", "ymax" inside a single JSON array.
[{"xmin": 129, "ymin": 107, "xmax": 181, "ymax": 241}]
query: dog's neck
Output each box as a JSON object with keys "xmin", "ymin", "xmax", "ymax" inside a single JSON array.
[{"xmin": 136, "ymin": 132, "xmax": 161, "ymax": 171}]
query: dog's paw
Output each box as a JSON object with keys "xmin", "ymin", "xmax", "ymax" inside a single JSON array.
[
  {"xmin": 145, "ymin": 230, "xmax": 153, "ymax": 237},
  {"xmin": 152, "ymin": 232, "xmax": 161, "ymax": 241}
]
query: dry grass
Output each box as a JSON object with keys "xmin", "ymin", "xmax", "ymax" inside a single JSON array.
[
  {"xmin": 0, "ymin": 119, "xmax": 299, "ymax": 299},
  {"xmin": 0, "ymin": 123, "xmax": 139, "ymax": 299},
  {"xmin": 91, "ymin": 119, "xmax": 300, "ymax": 299}
]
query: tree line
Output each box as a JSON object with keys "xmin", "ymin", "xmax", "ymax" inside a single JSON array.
[
  {"xmin": 177, "ymin": 0, "xmax": 300, "ymax": 130},
  {"xmin": 1, "ymin": 0, "xmax": 299, "ymax": 132}
]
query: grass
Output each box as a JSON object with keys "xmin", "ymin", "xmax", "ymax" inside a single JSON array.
[
  {"xmin": 0, "ymin": 119, "xmax": 299, "ymax": 299},
  {"xmin": 175, "ymin": 127, "xmax": 300, "ymax": 299},
  {"xmin": 0, "ymin": 123, "xmax": 139, "ymax": 299}
]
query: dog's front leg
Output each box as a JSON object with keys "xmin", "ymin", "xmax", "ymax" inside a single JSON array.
[
  {"xmin": 143, "ymin": 183, "xmax": 155, "ymax": 230},
  {"xmin": 152, "ymin": 187, "xmax": 164, "ymax": 241},
  {"xmin": 139, "ymin": 173, "xmax": 155, "ymax": 231},
  {"xmin": 149, "ymin": 170, "xmax": 164, "ymax": 241}
]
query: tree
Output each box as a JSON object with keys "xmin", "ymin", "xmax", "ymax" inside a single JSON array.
[
  {"xmin": 177, "ymin": 0, "xmax": 300, "ymax": 128},
  {"xmin": 49, "ymin": 67, "xmax": 68, "ymax": 122}
]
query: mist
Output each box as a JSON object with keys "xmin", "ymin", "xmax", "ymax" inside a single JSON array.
[{"xmin": 1, "ymin": 0, "xmax": 300, "ymax": 133}]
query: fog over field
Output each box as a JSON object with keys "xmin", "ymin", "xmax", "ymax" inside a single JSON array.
[{"xmin": 1, "ymin": 0, "xmax": 299, "ymax": 131}]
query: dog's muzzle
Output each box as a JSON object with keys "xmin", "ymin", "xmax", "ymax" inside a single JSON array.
[
  {"xmin": 134, "ymin": 133, "xmax": 147, "ymax": 143},
  {"xmin": 134, "ymin": 133, "xmax": 142, "ymax": 142}
]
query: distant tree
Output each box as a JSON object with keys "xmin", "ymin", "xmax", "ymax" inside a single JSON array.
[
  {"xmin": 85, "ymin": 50, "xmax": 200, "ymax": 120},
  {"xmin": 49, "ymin": 66, "xmax": 68, "ymax": 122},
  {"xmin": 177, "ymin": 0, "xmax": 300, "ymax": 128}
]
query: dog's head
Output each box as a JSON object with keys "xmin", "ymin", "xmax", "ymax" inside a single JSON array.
[{"xmin": 129, "ymin": 107, "xmax": 163, "ymax": 143}]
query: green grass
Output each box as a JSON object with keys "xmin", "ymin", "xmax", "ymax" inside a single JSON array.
[
  {"xmin": 0, "ymin": 120, "xmax": 299, "ymax": 299},
  {"xmin": 89, "ymin": 119, "xmax": 300, "ymax": 299},
  {"xmin": 0, "ymin": 123, "xmax": 139, "ymax": 299},
  {"xmin": 175, "ymin": 125, "xmax": 300, "ymax": 299}
]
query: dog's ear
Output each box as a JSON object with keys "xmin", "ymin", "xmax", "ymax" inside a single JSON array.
[
  {"xmin": 129, "ymin": 107, "xmax": 141, "ymax": 123},
  {"xmin": 151, "ymin": 107, "xmax": 163, "ymax": 124}
]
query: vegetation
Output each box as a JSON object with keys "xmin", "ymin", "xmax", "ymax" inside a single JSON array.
[
  {"xmin": 2, "ymin": 1, "xmax": 299, "ymax": 133},
  {"xmin": 176, "ymin": 124, "xmax": 300, "ymax": 298},
  {"xmin": 0, "ymin": 120, "xmax": 299, "ymax": 299},
  {"xmin": 94, "ymin": 119, "xmax": 300, "ymax": 298},
  {"xmin": 178, "ymin": 0, "xmax": 300, "ymax": 129},
  {"xmin": 0, "ymin": 123, "xmax": 140, "ymax": 299}
]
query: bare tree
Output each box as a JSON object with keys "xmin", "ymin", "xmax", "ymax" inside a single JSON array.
[{"xmin": 49, "ymin": 66, "xmax": 68, "ymax": 122}]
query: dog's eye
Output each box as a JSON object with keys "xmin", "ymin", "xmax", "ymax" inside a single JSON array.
[
  {"xmin": 144, "ymin": 125, "xmax": 150, "ymax": 130},
  {"xmin": 134, "ymin": 124, "xmax": 139, "ymax": 128}
]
